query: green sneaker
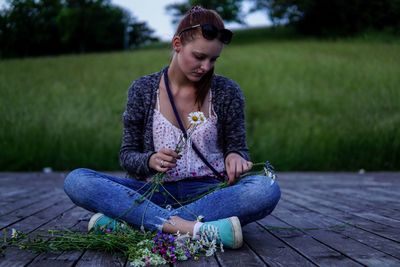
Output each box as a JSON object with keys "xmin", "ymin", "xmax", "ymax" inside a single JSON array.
[
  {"xmin": 199, "ymin": 216, "xmax": 243, "ymax": 249},
  {"xmin": 88, "ymin": 213, "xmax": 125, "ymax": 233}
]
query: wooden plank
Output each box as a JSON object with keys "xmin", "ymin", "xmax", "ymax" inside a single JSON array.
[
  {"xmin": 0, "ymin": 203, "xmax": 82, "ymax": 266},
  {"xmin": 366, "ymin": 186, "xmax": 400, "ymax": 199},
  {"xmin": 279, "ymin": 172, "xmax": 399, "ymax": 191},
  {"xmin": 258, "ymin": 215, "xmax": 362, "ymax": 266},
  {"xmin": 25, "ymin": 208, "xmax": 92, "ymax": 267},
  {"xmin": 324, "ymin": 200, "xmax": 399, "ymax": 225},
  {"xmin": 0, "ymin": 190, "xmax": 70, "ymax": 230},
  {"xmin": 283, "ymin": 189, "xmax": 400, "ymax": 242},
  {"xmin": 36, "ymin": 219, "xmax": 90, "ymax": 267},
  {"xmin": 294, "ymin": 187, "xmax": 400, "ymax": 225},
  {"xmin": 326, "ymin": 187, "xmax": 400, "ymax": 208},
  {"xmin": 279, "ymin": 173, "xmax": 395, "ymax": 189},
  {"xmin": 271, "ymin": 202, "xmax": 400, "ymax": 266},
  {"xmin": 1, "ymin": 171, "xmax": 400, "ymax": 267},
  {"xmin": 278, "ymin": 174, "xmax": 394, "ymax": 191},
  {"xmin": 173, "ymin": 228, "xmax": 269, "ymax": 267},
  {"xmin": 0, "ymin": 190, "xmax": 62, "ymax": 217},
  {"xmin": 279, "ymin": 174, "xmax": 400, "ymax": 226},
  {"xmin": 0, "ymin": 187, "xmax": 33, "ymax": 200},
  {"xmin": 0, "ymin": 179, "xmax": 51, "ymax": 204},
  {"xmin": 284, "ymin": 178, "xmax": 400, "ymax": 223},
  {"xmin": 216, "ymin": 244, "xmax": 266, "ymax": 267},
  {"xmin": 75, "ymin": 250, "xmax": 126, "ymax": 267},
  {"xmin": 278, "ymin": 200, "xmax": 400, "ymax": 260},
  {"xmin": 174, "ymin": 255, "xmax": 220, "ymax": 266},
  {"xmin": 0, "ymin": 173, "xmax": 43, "ymax": 186},
  {"xmin": 0, "ymin": 173, "xmax": 65, "ymax": 188},
  {"xmin": 0, "ymin": 173, "xmax": 66, "ymax": 219},
  {"xmin": 0, "ymin": 186, "xmax": 53, "ymax": 205},
  {"xmin": 74, "ymin": 220, "xmax": 127, "ymax": 267},
  {"xmin": 7, "ymin": 198, "xmax": 75, "ymax": 232},
  {"xmin": 242, "ymin": 222, "xmax": 315, "ymax": 266}
]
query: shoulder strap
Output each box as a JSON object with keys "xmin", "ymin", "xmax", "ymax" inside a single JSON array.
[
  {"xmin": 163, "ymin": 67, "xmax": 225, "ymax": 180},
  {"xmin": 163, "ymin": 67, "xmax": 187, "ymax": 138}
]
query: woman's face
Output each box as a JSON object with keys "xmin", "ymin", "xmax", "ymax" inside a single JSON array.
[{"xmin": 175, "ymin": 34, "xmax": 224, "ymax": 82}]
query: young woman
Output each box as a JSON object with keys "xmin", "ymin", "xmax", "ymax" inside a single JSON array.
[{"xmin": 64, "ymin": 6, "xmax": 280, "ymax": 249}]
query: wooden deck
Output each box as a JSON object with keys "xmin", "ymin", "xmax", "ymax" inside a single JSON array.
[{"xmin": 1, "ymin": 172, "xmax": 399, "ymax": 266}]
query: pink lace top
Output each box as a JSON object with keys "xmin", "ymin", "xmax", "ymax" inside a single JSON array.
[{"xmin": 152, "ymin": 89, "xmax": 225, "ymax": 182}]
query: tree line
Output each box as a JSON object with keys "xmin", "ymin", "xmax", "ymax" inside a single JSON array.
[
  {"xmin": 168, "ymin": 0, "xmax": 400, "ymax": 36},
  {"xmin": 249, "ymin": 0, "xmax": 400, "ymax": 36},
  {"xmin": 0, "ymin": 0, "xmax": 158, "ymax": 58},
  {"xmin": 1, "ymin": 0, "xmax": 399, "ymax": 58}
]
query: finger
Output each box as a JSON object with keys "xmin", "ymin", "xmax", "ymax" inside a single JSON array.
[
  {"xmin": 157, "ymin": 159, "xmax": 173, "ymax": 172},
  {"xmin": 247, "ymin": 161, "xmax": 253, "ymax": 170},
  {"xmin": 236, "ymin": 162, "xmax": 243, "ymax": 177},
  {"xmin": 158, "ymin": 158, "xmax": 176, "ymax": 169},
  {"xmin": 159, "ymin": 154, "xmax": 178, "ymax": 165},
  {"xmin": 241, "ymin": 161, "xmax": 249, "ymax": 173},
  {"xmin": 160, "ymin": 148, "xmax": 179, "ymax": 159},
  {"xmin": 228, "ymin": 163, "xmax": 237, "ymax": 185},
  {"xmin": 239, "ymin": 161, "xmax": 252, "ymax": 174},
  {"xmin": 226, "ymin": 164, "xmax": 233, "ymax": 184},
  {"xmin": 162, "ymin": 162, "xmax": 177, "ymax": 169},
  {"xmin": 164, "ymin": 154, "xmax": 179, "ymax": 163},
  {"xmin": 228, "ymin": 173, "xmax": 235, "ymax": 185},
  {"xmin": 225, "ymin": 157, "xmax": 238, "ymax": 185}
]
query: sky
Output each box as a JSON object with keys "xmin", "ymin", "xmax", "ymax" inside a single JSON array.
[
  {"xmin": 0, "ymin": 0, "xmax": 271, "ymax": 41},
  {"xmin": 112, "ymin": 0, "xmax": 272, "ymax": 41}
]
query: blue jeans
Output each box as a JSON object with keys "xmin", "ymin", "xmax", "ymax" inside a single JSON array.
[{"xmin": 64, "ymin": 168, "xmax": 281, "ymax": 231}]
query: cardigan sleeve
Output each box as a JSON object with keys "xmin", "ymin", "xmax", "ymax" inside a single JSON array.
[
  {"xmin": 119, "ymin": 79, "xmax": 156, "ymax": 179},
  {"xmin": 220, "ymin": 79, "xmax": 250, "ymax": 161}
]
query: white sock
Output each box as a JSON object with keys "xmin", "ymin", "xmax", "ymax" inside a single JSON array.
[{"xmin": 192, "ymin": 221, "xmax": 204, "ymax": 239}]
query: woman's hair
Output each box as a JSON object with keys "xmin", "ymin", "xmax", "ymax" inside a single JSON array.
[
  {"xmin": 174, "ymin": 6, "xmax": 225, "ymax": 44},
  {"xmin": 173, "ymin": 6, "xmax": 226, "ymax": 107}
]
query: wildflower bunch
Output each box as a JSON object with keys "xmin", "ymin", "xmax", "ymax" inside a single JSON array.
[
  {"xmin": 152, "ymin": 232, "xmax": 177, "ymax": 263},
  {"xmin": 129, "ymin": 240, "xmax": 167, "ymax": 267},
  {"xmin": 2, "ymin": 224, "xmax": 223, "ymax": 267},
  {"xmin": 173, "ymin": 229, "xmax": 222, "ymax": 261},
  {"xmin": 174, "ymin": 232, "xmax": 195, "ymax": 261}
]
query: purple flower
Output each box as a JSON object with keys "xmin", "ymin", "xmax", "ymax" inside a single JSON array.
[
  {"xmin": 170, "ymin": 254, "xmax": 177, "ymax": 263},
  {"xmin": 185, "ymin": 250, "xmax": 191, "ymax": 258},
  {"xmin": 151, "ymin": 231, "xmax": 177, "ymax": 262}
]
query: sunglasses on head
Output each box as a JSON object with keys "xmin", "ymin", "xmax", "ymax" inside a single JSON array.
[{"xmin": 178, "ymin": 24, "xmax": 233, "ymax": 44}]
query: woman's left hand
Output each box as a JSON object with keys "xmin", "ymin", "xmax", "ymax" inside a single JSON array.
[{"xmin": 225, "ymin": 153, "xmax": 253, "ymax": 185}]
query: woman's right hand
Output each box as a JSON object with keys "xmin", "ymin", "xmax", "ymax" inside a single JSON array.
[{"xmin": 149, "ymin": 148, "xmax": 180, "ymax": 172}]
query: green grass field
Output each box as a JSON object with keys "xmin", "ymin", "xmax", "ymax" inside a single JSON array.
[{"xmin": 1, "ymin": 37, "xmax": 399, "ymax": 171}]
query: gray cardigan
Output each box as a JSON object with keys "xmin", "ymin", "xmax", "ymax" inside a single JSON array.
[{"xmin": 120, "ymin": 67, "xmax": 249, "ymax": 180}]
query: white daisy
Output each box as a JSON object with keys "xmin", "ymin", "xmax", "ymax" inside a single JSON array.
[{"xmin": 188, "ymin": 111, "xmax": 206, "ymax": 126}]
